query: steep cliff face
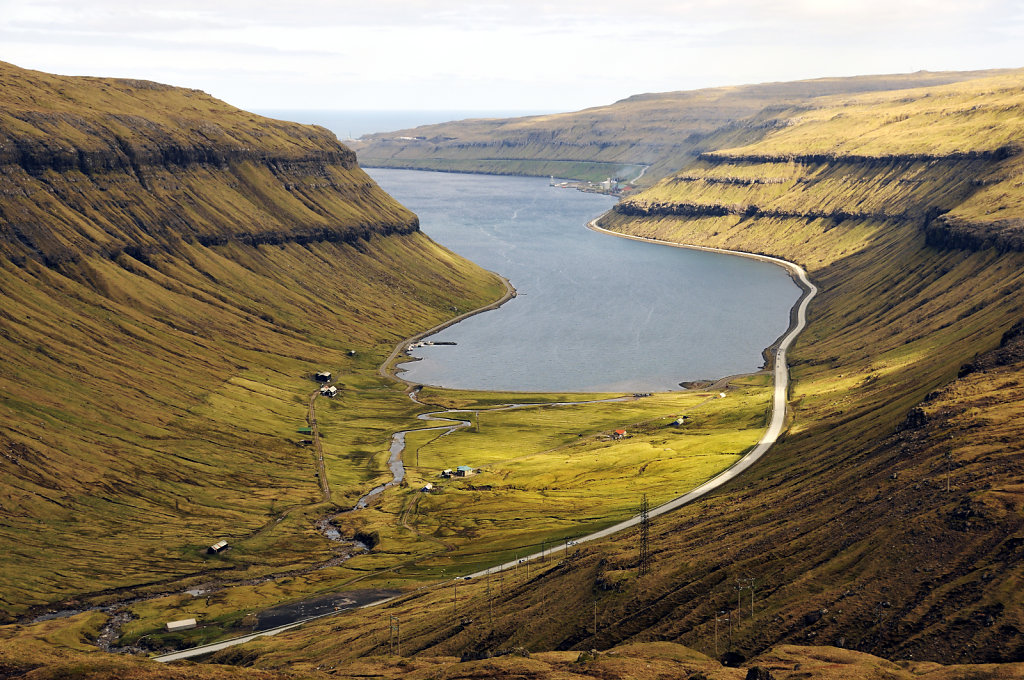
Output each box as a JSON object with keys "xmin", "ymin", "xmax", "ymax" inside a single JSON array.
[
  {"xmin": 0, "ymin": 61, "xmax": 419, "ymax": 267},
  {"xmin": 349, "ymin": 69, "xmax": 1019, "ymax": 183},
  {"xmin": 610, "ymin": 73, "xmax": 1024, "ymax": 260},
  {"xmin": 0, "ymin": 62, "xmax": 503, "ymax": 616}
]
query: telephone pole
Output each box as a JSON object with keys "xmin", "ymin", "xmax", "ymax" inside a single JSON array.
[
  {"xmin": 714, "ymin": 611, "xmax": 728, "ymax": 655},
  {"xmin": 737, "ymin": 576, "xmax": 756, "ymax": 618},
  {"xmin": 734, "ymin": 580, "xmax": 742, "ymax": 628}
]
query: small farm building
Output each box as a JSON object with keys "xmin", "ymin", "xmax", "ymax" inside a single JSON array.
[
  {"xmin": 315, "ymin": 371, "xmax": 332, "ymax": 382},
  {"xmin": 613, "ymin": 429, "xmax": 627, "ymax": 439},
  {"xmin": 166, "ymin": 618, "xmax": 197, "ymax": 632},
  {"xmin": 207, "ymin": 540, "xmax": 228, "ymax": 555}
]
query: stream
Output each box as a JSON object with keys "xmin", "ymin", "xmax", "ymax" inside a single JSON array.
[{"xmin": 352, "ymin": 388, "xmax": 632, "ymax": 509}]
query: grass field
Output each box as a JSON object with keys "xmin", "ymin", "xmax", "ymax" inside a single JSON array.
[{"xmin": 104, "ymin": 376, "xmax": 771, "ymax": 648}]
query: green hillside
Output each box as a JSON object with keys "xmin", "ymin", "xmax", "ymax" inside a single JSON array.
[
  {"xmin": 0, "ymin": 60, "xmax": 505, "ymax": 617},
  {"xmin": 232, "ymin": 73, "xmax": 1024, "ymax": 668},
  {"xmin": 5, "ymin": 61, "xmax": 1024, "ymax": 679},
  {"xmin": 349, "ymin": 69, "xmax": 1018, "ymax": 183}
]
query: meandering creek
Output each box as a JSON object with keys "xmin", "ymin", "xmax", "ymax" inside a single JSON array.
[
  {"xmin": 51, "ymin": 171, "xmax": 806, "ymax": 658},
  {"xmin": 352, "ymin": 390, "xmax": 631, "ymax": 509}
]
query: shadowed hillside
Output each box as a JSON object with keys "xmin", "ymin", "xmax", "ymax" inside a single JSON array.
[
  {"xmin": 349, "ymin": 69, "xmax": 1019, "ymax": 183},
  {"xmin": 0, "ymin": 61, "xmax": 505, "ymax": 618}
]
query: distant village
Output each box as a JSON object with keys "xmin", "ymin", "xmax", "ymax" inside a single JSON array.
[{"xmin": 550, "ymin": 175, "xmax": 634, "ymax": 196}]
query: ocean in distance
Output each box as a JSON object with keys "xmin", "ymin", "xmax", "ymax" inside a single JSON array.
[
  {"xmin": 368, "ymin": 169, "xmax": 803, "ymax": 393},
  {"xmin": 255, "ymin": 109, "xmax": 546, "ymax": 141}
]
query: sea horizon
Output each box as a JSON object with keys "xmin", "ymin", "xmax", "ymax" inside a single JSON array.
[{"xmin": 254, "ymin": 108, "xmax": 548, "ymax": 141}]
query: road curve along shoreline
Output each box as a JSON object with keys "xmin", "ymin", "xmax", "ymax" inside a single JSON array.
[{"xmin": 154, "ymin": 212, "xmax": 817, "ymax": 663}]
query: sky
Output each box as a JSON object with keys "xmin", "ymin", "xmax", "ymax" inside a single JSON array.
[{"xmin": 2, "ymin": 0, "xmax": 1023, "ymax": 114}]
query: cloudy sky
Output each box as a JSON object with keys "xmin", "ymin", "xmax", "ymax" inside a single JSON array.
[{"xmin": 2, "ymin": 0, "xmax": 1022, "ymax": 114}]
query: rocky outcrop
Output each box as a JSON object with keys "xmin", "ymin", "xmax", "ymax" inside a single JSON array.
[
  {"xmin": 616, "ymin": 149, "xmax": 1024, "ymax": 252},
  {"xmin": 924, "ymin": 215, "xmax": 1024, "ymax": 253},
  {"xmin": 699, "ymin": 146, "xmax": 1021, "ymax": 165},
  {"xmin": 613, "ymin": 200, "xmax": 913, "ymax": 225}
]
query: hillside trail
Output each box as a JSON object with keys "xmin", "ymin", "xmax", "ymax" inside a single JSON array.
[{"xmin": 308, "ymin": 387, "xmax": 331, "ymax": 503}]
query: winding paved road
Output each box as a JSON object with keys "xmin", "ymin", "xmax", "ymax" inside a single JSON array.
[{"xmin": 155, "ymin": 215, "xmax": 816, "ymax": 663}]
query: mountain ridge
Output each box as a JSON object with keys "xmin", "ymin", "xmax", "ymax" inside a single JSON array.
[
  {"xmin": 0, "ymin": 60, "xmax": 504, "ymax": 617},
  {"xmin": 349, "ymin": 68, "xmax": 1024, "ymax": 182}
]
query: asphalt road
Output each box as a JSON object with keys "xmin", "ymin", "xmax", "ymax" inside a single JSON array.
[
  {"xmin": 467, "ymin": 218, "xmax": 819, "ymax": 573},
  {"xmin": 155, "ymin": 217, "xmax": 816, "ymax": 663},
  {"xmin": 152, "ymin": 589, "xmax": 399, "ymax": 663}
]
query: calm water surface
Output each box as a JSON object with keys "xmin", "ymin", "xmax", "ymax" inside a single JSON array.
[{"xmin": 368, "ymin": 169, "xmax": 801, "ymax": 392}]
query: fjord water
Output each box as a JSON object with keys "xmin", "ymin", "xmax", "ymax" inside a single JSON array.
[{"xmin": 369, "ymin": 169, "xmax": 801, "ymax": 392}]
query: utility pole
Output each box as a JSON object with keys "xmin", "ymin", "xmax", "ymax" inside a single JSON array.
[
  {"xmin": 735, "ymin": 580, "xmax": 742, "ymax": 628},
  {"xmin": 715, "ymin": 611, "xmax": 728, "ymax": 656},
  {"xmin": 487, "ymin": 570, "xmax": 493, "ymax": 625},
  {"xmin": 389, "ymin": 615, "xmax": 400, "ymax": 656},
  {"xmin": 453, "ymin": 581, "xmax": 457, "ymax": 616},
  {"xmin": 593, "ymin": 601, "xmax": 598, "ymax": 635},
  {"xmin": 639, "ymin": 494, "xmax": 651, "ymax": 576},
  {"xmin": 946, "ymin": 449, "xmax": 953, "ymax": 492},
  {"xmin": 737, "ymin": 576, "xmax": 756, "ymax": 618}
]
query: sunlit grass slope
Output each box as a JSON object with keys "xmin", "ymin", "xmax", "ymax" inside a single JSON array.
[
  {"xmin": 229, "ymin": 71, "xmax": 1024, "ymax": 670},
  {"xmin": 0, "ymin": 60, "xmax": 504, "ymax": 617},
  {"xmin": 5, "ymin": 618, "xmax": 1024, "ymax": 680},
  {"xmin": 493, "ymin": 72, "xmax": 1024, "ymax": 663},
  {"xmin": 350, "ymin": 69, "xmax": 1018, "ymax": 183}
]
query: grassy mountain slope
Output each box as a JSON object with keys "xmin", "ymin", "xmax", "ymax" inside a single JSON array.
[
  {"xmin": 0, "ymin": 61, "xmax": 504, "ymax": 618},
  {"xmin": 349, "ymin": 70, "xmax": 1017, "ymax": 183},
  {"xmin": 6, "ymin": 622, "xmax": 1024, "ymax": 680},
  {"xmin": 238, "ymin": 73, "xmax": 1024, "ymax": 667},
  {"xmin": 4, "ymin": 619, "xmax": 1024, "ymax": 680}
]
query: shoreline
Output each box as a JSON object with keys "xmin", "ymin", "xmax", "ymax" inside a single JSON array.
[
  {"xmin": 156, "ymin": 212, "xmax": 817, "ymax": 663},
  {"xmin": 378, "ymin": 275, "xmax": 517, "ymax": 387},
  {"xmin": 585, "ymin": 214, "xmax": 816, "ymax": 367}
]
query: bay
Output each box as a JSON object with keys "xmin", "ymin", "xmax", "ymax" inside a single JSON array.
[{"xmin": 368, "ymin": 169, "xmax": 802, "ymax": 393}]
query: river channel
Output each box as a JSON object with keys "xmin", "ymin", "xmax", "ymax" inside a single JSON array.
[{"xmin": 368, "ymin": 169, "xmax": 801, "ymax": 392}]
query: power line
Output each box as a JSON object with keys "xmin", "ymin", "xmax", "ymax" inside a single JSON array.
[{"xmin": 638, "ymin": 494, "xmax": 651, "ymax": 576}]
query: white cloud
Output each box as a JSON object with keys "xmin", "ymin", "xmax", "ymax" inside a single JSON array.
[{"xmin": 1, "ymin": 0, "xmax": 1021, "ymax": 111}]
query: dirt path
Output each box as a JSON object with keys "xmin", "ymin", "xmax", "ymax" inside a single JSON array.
[
  {"xmin": 399, "ymin": 492, "xmax": 455, "ymax": 552},
  {"xmin": 308, "ymin": 388, "xmax": 331, "ymax": 503}
]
